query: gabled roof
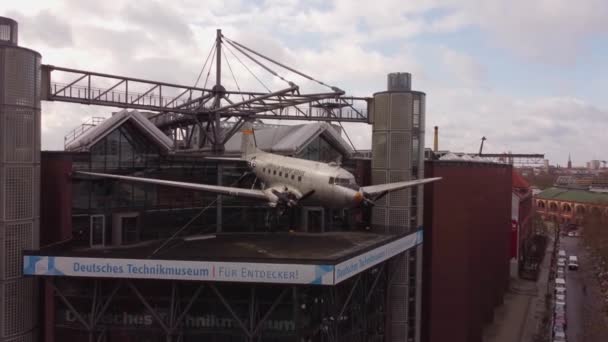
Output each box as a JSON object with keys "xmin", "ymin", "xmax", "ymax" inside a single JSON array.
[
  {"xmin": 65, "ymin": 110, "xmax": 174, "ymax": 152},
  {"xmin": 512, "ymin": 170, "xmax": 530, "ymax": 189},
  {"xmin": 223, "ymin": 122, "xmax": 353, "ymax": 156}
]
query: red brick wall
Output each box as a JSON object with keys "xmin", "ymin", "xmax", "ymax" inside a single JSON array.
[
  {"xmin": 422, "ymin": 161, "xmax": 512, "ymax": 342},
  {"xmin": 41, "ymin": 152, "xmax": 73, "ymax": 245},
  {"xmin": 41, "ymin": 152, "xmax": 74, "ymax": 342}
]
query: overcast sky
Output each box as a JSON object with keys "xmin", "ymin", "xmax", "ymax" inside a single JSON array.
[{"xmin": 3, "ymin": 0, "xmax": 608, "ymax": 166}]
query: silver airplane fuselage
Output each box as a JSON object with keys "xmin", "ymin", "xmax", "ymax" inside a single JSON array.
[{"xmin": 246, "ymin": 152, "xmax": 363, "ymax": 208}]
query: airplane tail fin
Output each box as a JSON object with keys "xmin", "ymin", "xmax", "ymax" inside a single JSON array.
[{"xmin": 240, "ymin": 120, "xmax": 259, "ymax": 158}]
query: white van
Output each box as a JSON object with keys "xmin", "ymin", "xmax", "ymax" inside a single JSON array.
[{"xmin": 568, "ymin": 256, "xmax": 579, "ymax": 270}]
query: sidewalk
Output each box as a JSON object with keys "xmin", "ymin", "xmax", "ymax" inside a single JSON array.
[{"xmin": 483, "ymin": 237, "xmax": 554, "ymax": 342}]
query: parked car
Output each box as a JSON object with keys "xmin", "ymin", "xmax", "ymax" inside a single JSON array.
[
  {"xmin": 568, "ymin": 256, "xmax": 579, "ymax": 270},
  {"xmin": 553, "ymin": 324, "xmax": 566, "ymax": 338},
  {"xmin": 557, "ymin": 269, "xmax": 566, "ymax": 278},
  {"xmin": 555, "ymin": 278, "xmax": 567, "ymax": 294},
  {"xmin": 555, "ymin": 287, "xmax": 567, "ymax": 296},
  {"xmin": 555, "ymin": 296, "xmax": 566, "ymax": 306},
  {"xmin": 558, "ymin": 259, "xmax": 566, "ymax": 267},
  {"xmin": 558, "ymin": 250, "xmax": 567, "ymax": 258},
  {"xmin": 554, "ymin": 319, "xmax": 567, "ymax": 332}
]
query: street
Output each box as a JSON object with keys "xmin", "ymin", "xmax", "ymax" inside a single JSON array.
[{"xmin": 559, "ymin": 235, "xmax": 608, "ymax": 342}]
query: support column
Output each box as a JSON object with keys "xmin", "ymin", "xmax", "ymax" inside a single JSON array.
[
  {"xmin": 0, "ymin": 16, "xmax": 40, "ymax": 342},
  {"xmin": 370, "ymin": 73, "xmax": 426, "ymax": 342}
]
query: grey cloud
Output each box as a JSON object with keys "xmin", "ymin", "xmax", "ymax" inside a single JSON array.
[
  {"xmin": 124, "ymin": 1, "xmax": 194, "ymax": 43},
  {"xmin": 73, "ymin": 27, "xmax": 155, "ymax": 59},
  {"xmin": 6, "ymin": 9, "xmax": 73, "ymax": 48},
  {"xmin": 455, "ymin": 0, "xmax": 608, "ymax": 65}
]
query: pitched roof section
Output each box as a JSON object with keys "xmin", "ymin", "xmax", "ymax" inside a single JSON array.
[
  {"xmin": 512, "ymin": 170, "xmax": 530, "ymax": 188},
  {"xmin": 223, "ymin": 122, "xmax": 354, "ymax": 156},
  {"xmin": 536, "ymin": 187, "xmax": 608, "ymax": 205},
  {"xmin": 65, "ymin": 110, "xmax": 174, "ymax": 152}
]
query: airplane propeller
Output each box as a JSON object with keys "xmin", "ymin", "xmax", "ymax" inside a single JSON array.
[
  {"xmin": 358, "ymin": 190, "xmax": 389, "ymax": 208},
  {"xmin": 270, "ymin": 189, "xmax": 316, "ymax": 212}
]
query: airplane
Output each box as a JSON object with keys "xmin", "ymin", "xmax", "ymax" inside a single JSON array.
[{"xmin": 78, "ymin": 121, "xmax": 441, "ymax": 218}]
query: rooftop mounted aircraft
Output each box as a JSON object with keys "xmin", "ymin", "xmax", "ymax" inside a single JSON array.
[{"xmin": 78, "ymin": 122, "xmax": 440, "ymax": 219}]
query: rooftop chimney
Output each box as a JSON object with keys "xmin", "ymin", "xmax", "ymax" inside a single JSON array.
[{"xmin": 433, "ymin": 126, "xmax": 439, "ymax": 152}]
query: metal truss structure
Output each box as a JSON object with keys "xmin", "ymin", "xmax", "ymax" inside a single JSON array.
[
  {"xmin": 477, "ymin": 153, "xmax": 545, "ymax": 167},
  {"xmin": 42, "ymin": 30, "xmax": 370, "ymax": 152},
  {"xmin": 47, "ymin": 263, "xmax": 391, "ymax": 342}
]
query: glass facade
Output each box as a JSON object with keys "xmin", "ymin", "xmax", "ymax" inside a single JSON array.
[
  {"xmin": 296, "ymin": 135, "xmax": 342, "ymax": 163},
  {"xmin": 52, "ymin": 266, "xmax": 388, "ymax": 342},
  {"xmin": 71, "ymin": 123, "xmax": 359, "ymax": 248}
]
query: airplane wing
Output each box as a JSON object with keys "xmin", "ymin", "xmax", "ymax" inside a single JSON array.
[
  {"xmin": 204, "ymin": 156, "xmax": 246, "ymax": 162},
  {"xmin": 360, "ymin": 177, "xmax": 441, "ymax": 199},
  {"xmin": 76, "ymin": 171, "xmax": 269, "ymax": 201}
]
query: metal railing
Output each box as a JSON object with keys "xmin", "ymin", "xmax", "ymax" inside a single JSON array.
[{"xmin": 64, "ymin": 116, "xmax": 105, "ymax": 147}]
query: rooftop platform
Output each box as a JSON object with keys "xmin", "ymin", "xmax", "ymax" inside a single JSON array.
[{"xmin": 24, "ymin": 231, "xmax": 422, "ymax": 286}]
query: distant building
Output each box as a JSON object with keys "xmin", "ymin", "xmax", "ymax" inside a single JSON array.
[
  {"xmin": 567, "ymin": 154, "xmax": 572, "ymax": 169},
  {"xmin": 589, "ymin": 160, "xmax": 602, "ymax": 170},
  {"xmin": 511, "ymin": 171, "xmax": 533, "ymax": 277},
  {"xmin": 535, "ymin": 187, "xmax": 608, "ymax": 224}
]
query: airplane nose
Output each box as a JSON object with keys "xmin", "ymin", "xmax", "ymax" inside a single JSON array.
[{"xmin": 353, "ymin": 191, "xmax": 364, "ymax": 205}]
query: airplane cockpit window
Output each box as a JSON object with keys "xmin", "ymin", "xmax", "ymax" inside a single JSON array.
[
  {"xmin": 334, "ymin": 177, "xmax": 359, "ymax": 190},
  {"xmin": 335, "ymin": 178, "xmax": 350, "ymax": 185}
]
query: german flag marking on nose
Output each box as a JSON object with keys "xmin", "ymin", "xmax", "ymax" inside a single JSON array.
[{"xmin": 242, "ymin": 129, "xmax": 254, "ymax": 135}]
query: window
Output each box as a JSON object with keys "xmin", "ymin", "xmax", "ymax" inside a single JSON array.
[
  {"xmin": 298, "ymin": 176, "xmax": 302, "ymax": 182},
  {"xmin": 329, "ymin": 177, "xmax": 335, "ymax": 184},
  {"xmin": 296, "ymin": 135, "xmax": 342, "ymax": 162},
  {"xmin": 335, "ymin": 178, "xmax": 351, "ymax": 186},
  {"xmin": 285, "ymin": 173, "xmax": 288, "ymax": 178},
  {"xmin": 263, "ymin": 168, "xmax": 266, "ymax": 172},
  {"xmin": 279, "ymin": 172, "xmax": 282, "ymax": 176},
  {"xmin": 121, "ymin": 216, "xmax": 139, "ymax": 245},
  {"xmin": 273, "ymin": 170, "xmax": 277, "ymax": 175},
  {"xmin": 90, "ymin": 215, "xmax": 105, "ymax": 247},
  {"xmin": 291, "ymin": 175, "xmax": 295, "ymax": 180}
]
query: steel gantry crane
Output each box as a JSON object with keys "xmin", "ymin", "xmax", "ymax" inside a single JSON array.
[{"xmin": 42, "ymin": 29, "xmax": 370, "ymax": 152}]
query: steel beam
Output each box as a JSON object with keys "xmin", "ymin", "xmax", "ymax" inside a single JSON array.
[
  {"xmin": 209, "ymin": 284, "xmax": 252, "ymax": 338},
  {"xmin": 126, "ymin": 280, "xmax": 170, "ymax": 333},
  {"xmin": 50, "ymin": 279, "xmax": 91, "ymax": 330},
  {"xmin": 251, "ymin": 288, "xmax": 289, "ymax": 337}
]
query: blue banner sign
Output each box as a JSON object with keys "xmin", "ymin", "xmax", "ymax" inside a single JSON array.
[{"xmin": 24, "ymin": 231, "xmax": 422, "ymax": 285}]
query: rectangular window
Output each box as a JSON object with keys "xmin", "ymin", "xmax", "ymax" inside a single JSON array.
[
  {"xmin": 285, "ymin": 173, "xmax": 288, "ymax": 178},
  {"xmin": 279, "ymin": 172, "xmax": 282, "ymax": 176},
  {"xmin": 263, "ymin": 168, "xmax": 266, "ymax": 172},
  {"xmin": 329, "ymin": 177, "xmax": 335, "ymax": 184},
  {"xmin": 273, "ymin": 170, "xmax": 276, "ymax": 175},
  {"xmin": 90, "ymin": 215, "xmax": 105, "ymax": 247},
  {"xmin": 298, "ymin": 176, "xmax": 302, "ymax": 182},
  {"xmin": 291, "ymin": 175, "xmax": 295, "ymax": 180}
]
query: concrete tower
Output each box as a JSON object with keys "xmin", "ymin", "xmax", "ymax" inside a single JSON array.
[
  {"xmin": 0, "ymin": 17, "xmax": 40, "ymax": 341},
  {"xmin": 371, "ymin": 73, "xmax": 425, "ymax": 342}
]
